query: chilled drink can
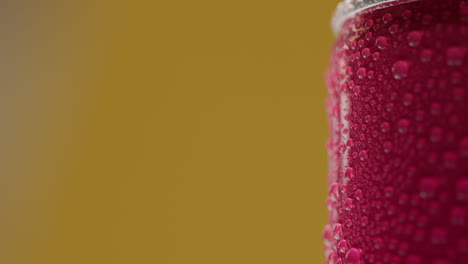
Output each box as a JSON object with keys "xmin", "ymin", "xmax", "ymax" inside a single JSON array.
[{"xmin": 324, "ymin": 0, "xmax": 468, "ymax": 263}]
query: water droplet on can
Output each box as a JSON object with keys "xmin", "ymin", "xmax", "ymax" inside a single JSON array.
[
  {"xmin": 345, "ymin": 248, "xmax": 361, "ymax": 264},
  {"xmin": 392, "ymin": 60, "xmax": 410, "ymax": 80}
]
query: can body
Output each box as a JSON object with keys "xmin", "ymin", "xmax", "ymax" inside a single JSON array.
[{"xmin": 325, "ymin": 0, "xmax": 468, "ymax": 263}]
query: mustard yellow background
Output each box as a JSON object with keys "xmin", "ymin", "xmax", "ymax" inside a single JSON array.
[{"xmin": 2, "ymin": 1, "xmax": 339, "ymax": 263}]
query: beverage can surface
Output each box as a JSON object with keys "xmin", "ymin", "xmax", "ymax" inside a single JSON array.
[{"xmin": 325, "ymin": 0, "xmax": 468, "ymax": 263}]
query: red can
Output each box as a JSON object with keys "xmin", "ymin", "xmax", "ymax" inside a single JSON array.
[{"xmin": 325, "ymin": 0, "xmax": 468, "ymax": 263}]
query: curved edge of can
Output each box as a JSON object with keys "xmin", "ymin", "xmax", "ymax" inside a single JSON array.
[{"xmin": 331, "ymin": 0, "xmax": 421, "ymax": 36}]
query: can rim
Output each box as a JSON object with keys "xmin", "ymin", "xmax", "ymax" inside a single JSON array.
[{"xmin": 331, "ymin": 0, "xmax": 420, "ymax": 36}]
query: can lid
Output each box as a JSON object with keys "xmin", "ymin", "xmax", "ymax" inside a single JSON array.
[{"xmin": 331, "ymin": 0, "xmax": 417, "ymax": 36}]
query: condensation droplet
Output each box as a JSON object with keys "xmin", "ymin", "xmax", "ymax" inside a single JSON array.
[
  {"xmin": 398, "ymin": 193, "xmax": 408, "ymax": 205},
  {"xmin": 338, "ymin": 239, "xmax": 348, "ymax": 253},
  {"xmin": 458, "ymin": 237, "xmax": 468, "ymax": 253},
  {"xmin": 403, "ymin": 93, "xmax": 414, "ymax": 106},
  {"xmin": 398, "ymin": 119, "xmax": 410, "ymax": 134},
  {"xmin": 374, "ymin": 237, "xmax": 384, "ymax": 249},
  {"xmin": 386, "ymin": 102, "xmax": 394, "ymax": 112},
  {"xmin": 420, "ymin": 177, "xmax": 440, "ymax": 199},
  {"xmin": 392, "ymin": 60, "xmax": 410, "ymax": 80},
  {"xmin": 447, "ymin": 46, "xmax": 467, "ymax": 66},
  {"xmin": 327, "ymin": 252, "xmax": 337, "ymax": 264},
  {"xmin": 421, "ymin": 49, "xmax": 433, "ymax": 62},
  {"xmin": 355, "ymin": 189, "xmax": 363, "ymax": 201},
  {"xmin": 398, "ymin": 241, "xmax": 409, "ymax": 256},
  {"xmin": 443, "ymin": 151, "xmax": 458, "ymax": 168},
  {"xmin": 456, "ymin": 179, "xmax": 468, "ymax": 201},
  {"xmin": 345, "ymin": 198, "xmax": 353, "ymax": 211},
  {"xmin": 431, "ymin": 227, "xmax": 448, "ymax": 244},
  {"xmin": 330, "ymin": 183, "xmax": 339, "ymax": 203},
  {"xmin": 353, "ymin": 86, "xmax": 361, "ymax": 95},
  {"xmin": 460, "ymin": 137, "xmax": 468, "ymax": 157},
  {"xmin": 345, "ymin": 248, "xmax": 361, "ymax": 264},
  {"xmin": 357, "ymin": 68, "xmax": 366, "ymax": 79},
  {"xmin": 415, "ymin": 110, "xmax": 425, "ymax": 121},
  {"xmin": 323, "ymin": 224, "xmax": 333, "ymax": 246},
  {"xmin": 362, "ymin": 48, "xmax": 371, "ymax": 59},
  {"xmin": 430, "ymin": 127, "xmax": 443, "ymax": 143},
  {"xmin": 345, "ymin": 167, "xmax": 354, "ymax": 181},
  {"xmin": 365, "ymin": 115, "xmax": 372, "ymax": 123},
  {"xmin": 450, "ymin": 206, "xmax": 467, "ymax": 226},
  {"xmin": 373, "ymin": 52, "xmax": 380, "ymax": 61},
  {"xmin": 359, "ymin": 150, "xmax": 368, "ymax": 161},
  {"xmin": 333, "ymin": 223, "xmax": 343, "ymax": 239},
  {"xmin": 381, "ymin": 122, "xmax": 391, "ymax": 133},
  {"xmin": 461, "ymin": 1, "xmax": 468, "ymax": 21},
  {"xmin": 399, "ymin": 8, "xmax": 411, "ymax": 18},
  {"xmin": 389, "ymin": 24, "xmax": 399, "ymax": 34},
  {"xmin": 430, "ymin": 102, "xmax": 441, "ymax": 116},
  {"xmin": 383, "ymin": 141, "xmax": 392, "ymax": 153},
  {"xmin": 365, "ymin": 19, "xmax": 374, "ymax": 29},
  {"xmin": 414, "ymin": 229, "xmax": 425, "ymax": 242},
  {"xmin": 384, "ymin": 186, "xmax": 394, "ymax": 198},
  {"xmin": 341, "ymin": 184, "xmax": 347, "ymax": 195},
  {"xmin": 407, "ymin": 31, "xmax": 423, "ymax": 47},
  {"xmin": 454, "ymin": 87, "xmax": 465, "ymax": 101},
  {"xmin": 383, "ymin": 13, "xmax": 393, "ymax": 24},
  {"xmin": 361, "ymin": 216, "xmax": 368, "ymax": 226},
  {"xmin": 376, "ymin": 36, "xmax": 388, "ymax": 50}
]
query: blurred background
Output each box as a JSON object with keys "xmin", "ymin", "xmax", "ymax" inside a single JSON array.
[{"xmin": 1, "ymin": 1, "xmax": 338, "ymax": 263}]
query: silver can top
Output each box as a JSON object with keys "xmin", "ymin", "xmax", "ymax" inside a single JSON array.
[{"xmin": 331, "ymin": 0, "xmax": 420, "ymax": 36}]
